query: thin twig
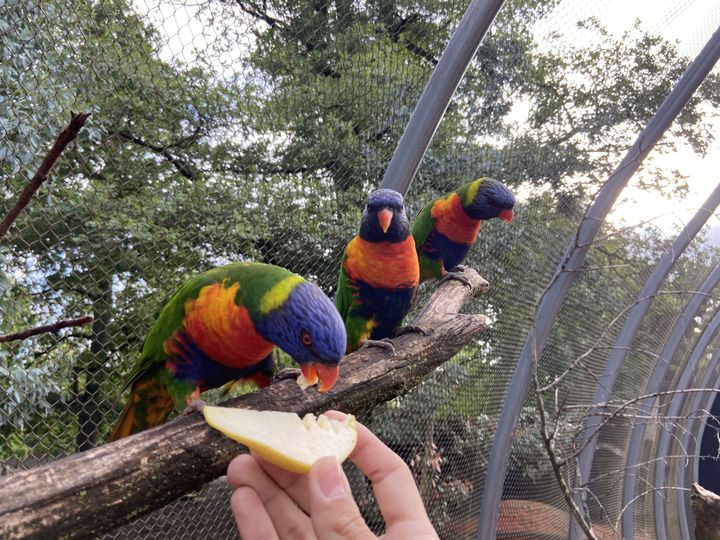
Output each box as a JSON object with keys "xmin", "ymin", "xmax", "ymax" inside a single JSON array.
[
  {"xmin": 533, "ymin": 357, "xmax": 599, "ymax": 539},
  {"xmin": 539, "ymin": 289, "xmax": 720, "ymax": 393},
  {"xmin": 0, "ymin": 112, "xmax": 90, "ymax": 240},
  {"xmin": 0, "ymin": 316, "xmax": 93, "ymax": 343},
  {"xmin": 558, "ymin": 387, "xmax": 720, "ymax": 466}
]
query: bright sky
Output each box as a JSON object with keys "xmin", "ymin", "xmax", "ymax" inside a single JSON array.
[
  {"xmin": 539, "ymin": 0, "xmax": 720, "ymax": 235},
  {"xmin": 133, "ymin": 0, "xmax": 720, "ymax": 236}
]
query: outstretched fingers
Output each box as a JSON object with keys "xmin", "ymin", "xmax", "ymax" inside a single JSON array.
[
  {"xmin": 230, "ymin": 486, "xmax": 279, "ymax": 540},
  {"xmin": 323, "ymin": 411, "xmax": 437, "ymax": 537},
  {"xmin": 227, "ymin": 454, "xmax": 313, "ymax": 539}
]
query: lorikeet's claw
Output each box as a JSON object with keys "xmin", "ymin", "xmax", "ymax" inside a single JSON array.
[
  {"xmin": 440, "ymin": 265, "xmax": 474, "ymax": 288},
  {"xmin": 395, "ymin": 325, "xmax": 434, "ymax": 337},
  {"xmin": 360, "ymin": 338, "xmax": 396, "ymax": 355},
  {"xmin": 180, "ymin": 399, "xmax": 207, "ymax": 417},
  {"xmin": 274, "ymin": 367, "xmax": 301, "ymax": 382}
]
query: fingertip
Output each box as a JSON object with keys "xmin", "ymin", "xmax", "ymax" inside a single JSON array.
[
  {"xmin": 310, "ymin": 456, "xmax": 348, "ymax": 501},
  {"xmin": 230, "ymin": 485, "xmax": 255, "ymax": 510},
  {"xmin": 308, "ymin": 456, "xmax": 373, "ymax": 539},
  {"xmin": 227, "ymin": 453, "xmax": 255, "ymax": 488},
  {"xmin": 230, "ymin": 486, "xmax": 279, "ymax": 540}
]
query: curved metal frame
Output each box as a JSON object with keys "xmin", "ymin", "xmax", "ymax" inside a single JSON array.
[
  {"xmin": 379, "ymin": 0, "xmax": 505, "ymax": 196},
  {"xmin": 476, "ymin": 25, "xmax": 720, "ymax": 540},
  {"xmin": 651, "ymin": 307, "xmax": 720, "ymax": 538},
  {"xmin": 675, "ymin": 349, "xmax": 720, "ymax": 539},
  {"xmin": 692, "ymin": 384, "xmax": 720, "ymax": 484},
  {"xmin": 691, "ymin": 379, "xmax": 720, "ymax": 485},
  {"xmin": 565, "ymin": 183, "xmax": 720, "ymax": 538},
  {"xmin": 621, "ymin": 263, "xmax": 720, "ymax": 539}
]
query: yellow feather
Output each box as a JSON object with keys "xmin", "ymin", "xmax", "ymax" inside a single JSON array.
[
  {"xmin": 464, "ymin": 177, "xmax": 485, "ymax": 206},
  {"xmin": 259, "ymin": 275, "xmax": 304, "ymax": 314}
]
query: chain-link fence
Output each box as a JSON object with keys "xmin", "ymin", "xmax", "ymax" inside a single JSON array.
[{"xmin": 2, "ymin": 0, "xmax": 720, "ymax": 538}]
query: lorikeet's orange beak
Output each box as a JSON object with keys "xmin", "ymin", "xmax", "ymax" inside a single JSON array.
[
  {"xmin": 499, "ymin": 208, "xmax": 513, "ymax": 223},
  {"xmin": 378, "ymin": 208, "xmax": 393, "ymax": 233},
  {"xmin": 300, "ymin": 363, "xmax": 340, "ymax": 392}
]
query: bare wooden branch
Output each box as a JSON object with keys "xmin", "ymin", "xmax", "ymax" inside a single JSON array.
[
  {"xmin": 115, "ymin": 131, "xmax": 196, "ymax": 180},
  {"xmin": 692, "ymin": 483, "xmax": 720, "ymax": 540},
  {"xmin": 0, "ymin": 112, "xmax": 90, "ymax": 241},
  {"xmin": 0, "ymin": 269, "xmax": 489, "ymax": 540},
  {"xmin": 0, "ymin": 316, "xmax": 94, "ymax": 343}
]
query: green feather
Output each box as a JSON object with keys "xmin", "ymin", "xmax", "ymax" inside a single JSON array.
[
  {"xmin": 411, "ymin": 201, "xmax": 436, "ymax": 254},
  {"xmin": 335, "ymin": 248, "xmax": 353, "ymax": 323}
]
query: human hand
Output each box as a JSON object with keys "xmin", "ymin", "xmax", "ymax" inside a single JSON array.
[{"xmin": 227, "ymin": 411, "xmax": 438, "ymax": 539}]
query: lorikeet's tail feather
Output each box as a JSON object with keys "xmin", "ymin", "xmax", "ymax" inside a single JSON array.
[{"xmin": 108, "ymin": 377, "xmax": 175, "ymax": 442}]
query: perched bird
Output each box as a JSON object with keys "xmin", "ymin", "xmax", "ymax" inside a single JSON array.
[
  {"xmin": 336, "ymin": 189, "xmax": 420, "ymax": 353},
  {"xmin": 412, "ymin": 177, "xmax": 515, "ymax": 283},
  {"xmin": 109, "ymin": 262, "xmax": 346, "ymax": 441}
]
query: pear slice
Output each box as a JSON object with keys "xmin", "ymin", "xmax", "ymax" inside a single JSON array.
[{"xmin": 203, "ymin": 406, "xmax": 357, "ymax": 473}]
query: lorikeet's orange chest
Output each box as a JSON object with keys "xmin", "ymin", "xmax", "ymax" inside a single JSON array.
[
  {"xmin": 164, "ymin": 281, "xmax": 274, "ymax": 369},
  {"xmin": 344, "ymin": 235, "xmax": 419, "ymax": 289},
  {"xmin": 431, "ymin": 193, "xmax": 481, "ymax": 245}
]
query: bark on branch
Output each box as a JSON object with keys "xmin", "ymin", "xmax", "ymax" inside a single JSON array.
[
  {"xmin": 0, "ymin": 269, "xmax": 489, "ymax": 540},
  {"xmin": 692, "ymin": 483, "xmax": 720, "ymax": 540},
  {"xmin": 0, "ymin": 316, "xmax": 94, "ymax": 343},
  {"xmin": 0, "ymin": 112, "xmax": 90, "ymax": 241}
]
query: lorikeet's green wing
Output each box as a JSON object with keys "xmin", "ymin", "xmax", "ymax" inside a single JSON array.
[
  {"xmin": 410, "ymin": 200, "xmax": 436, "ymax": 251},
  {"xmin": 335, "ymin": 249, "xmax": 354, "ymax": 324},
  {"xmin": 411, "ymin": 199, "xmax": 445, "ymax": 282}
]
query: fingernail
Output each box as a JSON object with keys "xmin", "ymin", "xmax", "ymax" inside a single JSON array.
[{"xmin": 317, "ymin": 457, "xmax": 347, "ymax": 500}]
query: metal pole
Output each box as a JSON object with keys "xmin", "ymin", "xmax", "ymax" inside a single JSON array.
[
  {"xmin": 652, "ymin": 308, "xmax": 720, "ymax": 539},
  {"xmin": 621, "ymin": 263, "xmax": 720, "ymax": 539},
  {"xmin": 675, "ymin": 350, "xmax": 720, "ymax": 540},
  {"xmin": 476, "ymin": 23, "xmax": 720, "ymax": 540},
  {"xmin": 379, "ymin": 0, "xmax": 505, "ymax": 195},
  {"xmin": 569, "ymin": 183, "xmax": 720, "ymax": 538},
  {"xmin": 692, "ymin": 382, "xmax": 720, "ymax": 486}
]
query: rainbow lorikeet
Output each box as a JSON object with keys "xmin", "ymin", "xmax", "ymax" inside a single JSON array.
[
  {"xmin": 109, "ymin": 262, "xmax": 346, "ymax": 441},
  {"xmin": 412, "ymin": 178, "xmax": 515, "ymax": 283},
  {"xmin": 335, "ymin": 189, "xmax": 420, "ymax": 353}
]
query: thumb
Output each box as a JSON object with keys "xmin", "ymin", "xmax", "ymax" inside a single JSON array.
[{"xmin": 308, "ymin": 456, "xmax": 375, "ymax": 540}]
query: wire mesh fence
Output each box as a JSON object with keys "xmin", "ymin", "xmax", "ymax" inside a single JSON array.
[{"xmin": 2, "ymin": 0, "xmax": 720, "ymax": 538}]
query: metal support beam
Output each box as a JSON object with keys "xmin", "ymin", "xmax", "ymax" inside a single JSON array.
[
  {"xmin": 476, "ymin": 22, "xmax": 720, "ymax": 540},
  {"xmin": 621, "ymin": 263, "xmax": 720, "ymax": 539},
  {"xmin": 569, "ymin": 183, "xmax": 720, "ymax": 538},
  {"xmin": 675, "ymin": 350, "xmax": 720, "ymax": 540},
  {"xmin": 379, "ymin": 0, "xmax": 505, "ymax": 195},
  {"xmin": 652, "ymin": 308, "xmax": 720, "ymax": 539}
]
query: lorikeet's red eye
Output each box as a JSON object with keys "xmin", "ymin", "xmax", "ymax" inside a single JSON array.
[{"xmin": 301, "ymin": 331, "xmax": 312, "ymax": 347}]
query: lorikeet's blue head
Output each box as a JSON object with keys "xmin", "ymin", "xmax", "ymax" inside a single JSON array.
[
  {"xmin": 359, "ymin": 189, "xmax": 410, "ymax": 243},
  {"xmin": 464, "ymin": 179, "xmax": 515, "ymax": 222},
  {"xmin": 257, "ymin": 281, "xmax": 346, "ymax": 392}
]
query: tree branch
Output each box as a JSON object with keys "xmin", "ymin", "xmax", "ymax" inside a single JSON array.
[
  {"xmin": 0, "ymin": 269, "xmax": 489, "ymax": 540},
  {"xmin": 0, "ymin": 112, "xmax": 90, "ymax": 241},
  {"xmin": 115, "ymin": 131, "xmax": 197, "ymax": 180},
  {"xmin": 692, "ymin": 483, "xmax": 720, "ymax": 540},
  {"xmin": 533, "ymin": 342, "xmax": 599, "ymax": 539},
  {"xmin": 0, "ymin": 316, "xmax": 94, "ymax": 344},
  {"xmin": 233, "ymin": 0, "xmax": 283, "ymax": 28}
]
